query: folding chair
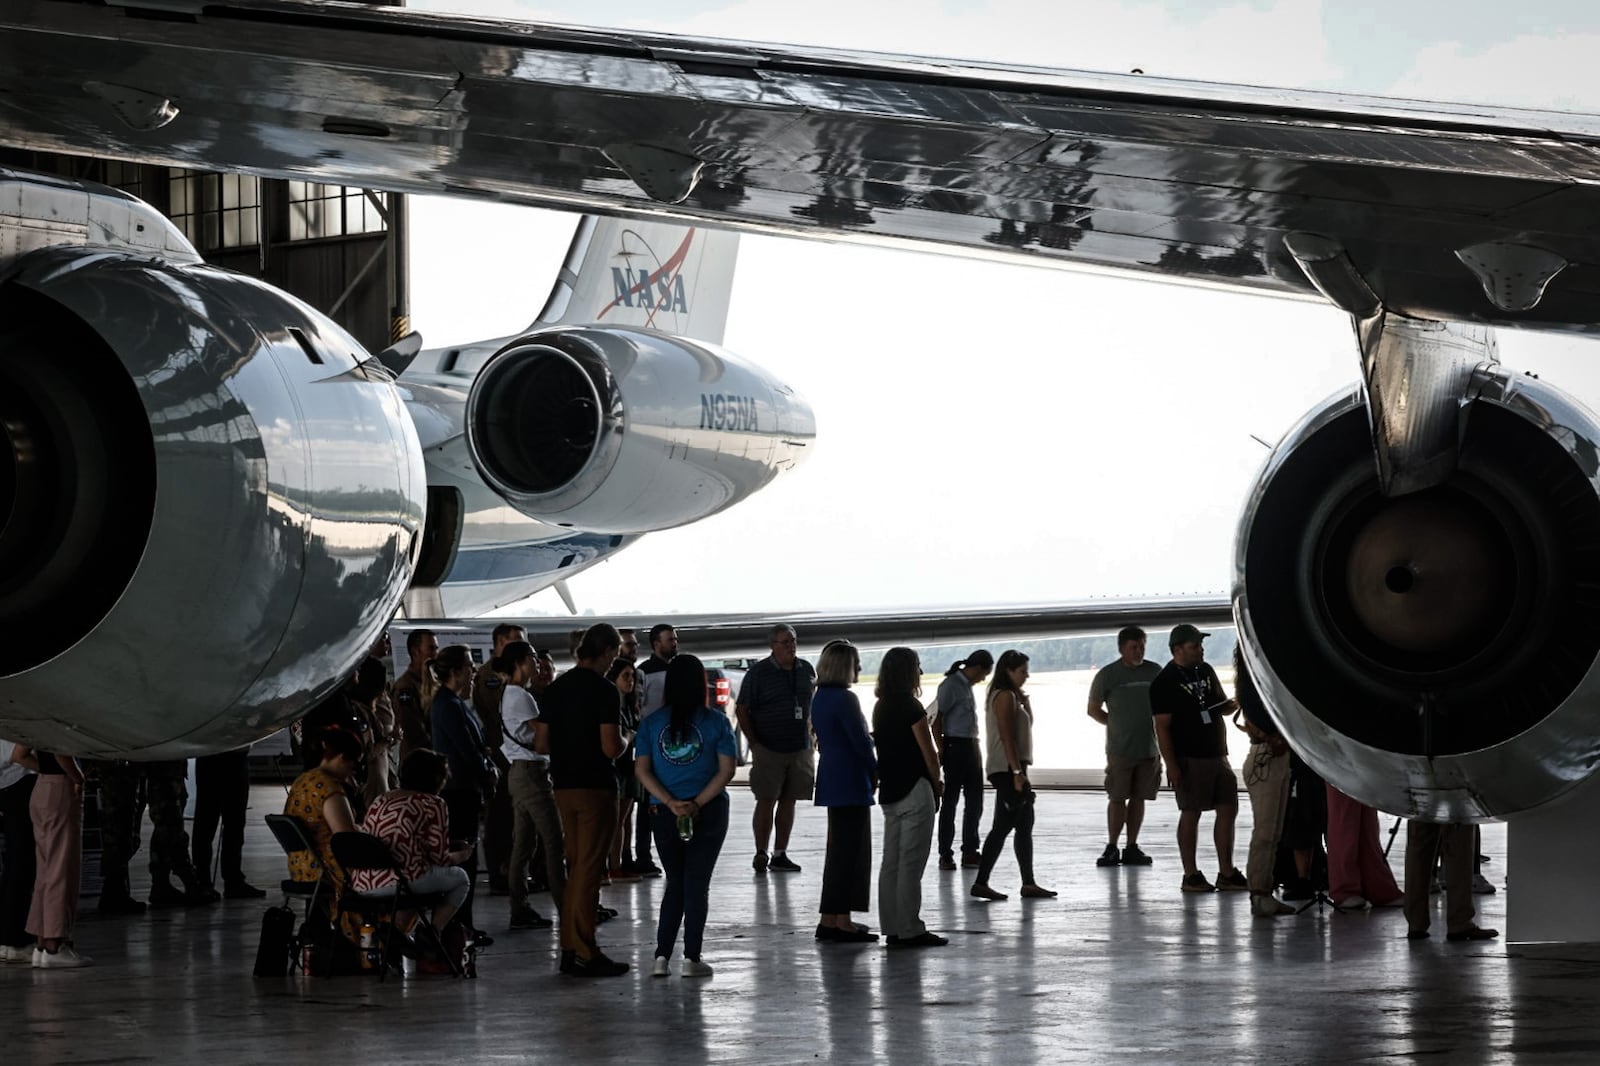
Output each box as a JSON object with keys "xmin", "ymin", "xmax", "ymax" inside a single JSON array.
[
  {"xmin": 264, "ymin": 814, "xmax": 331, "ymax": 973},
  {"xmin": 331, "ymin": 831, "xmax": 463, "ymax": 979}
]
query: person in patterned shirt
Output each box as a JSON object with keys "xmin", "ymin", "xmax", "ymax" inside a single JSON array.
[{"xmin": 350, "ymin": 749, "xmax": 473, "ymax": 940}]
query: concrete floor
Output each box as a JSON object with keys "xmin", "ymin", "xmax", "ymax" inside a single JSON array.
[{"xmin": 5, "ymin": 786, "xmax": 1597, "ymax": 1065}]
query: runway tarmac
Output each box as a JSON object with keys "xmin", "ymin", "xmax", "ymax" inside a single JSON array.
[{"xmin": 8, "ymin": 785, "xmax": 1596, "ymax": 1066}]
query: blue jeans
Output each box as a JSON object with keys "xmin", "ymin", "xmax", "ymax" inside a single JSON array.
[{"xmin": 650, "ymin": 793, "xmax": 729, "ymax": 961}]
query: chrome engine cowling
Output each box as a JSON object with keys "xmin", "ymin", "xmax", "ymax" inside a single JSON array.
[
  {"xmin": 465, "ymin": 325, "xmax": 814, "ymax": 534},
  {"xmin": 1235, "ymin": 368, "xmax": 1600, "ymax": 819},
  {"xmin": 0, "ymin": 248, "xmax": 425, "ymax": 757}
]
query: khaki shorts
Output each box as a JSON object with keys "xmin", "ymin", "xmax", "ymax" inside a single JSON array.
[
  {"xmin": 1173, "ymin": 756, "xmax": 1239, "ymax": 812},
  {"xmin": 1105, "ymin": 754, "xmax": 1160, "ymax": 802},
  {"xmin": 747, "ymin": 742, "xmax": 815, "ymax": 803}
]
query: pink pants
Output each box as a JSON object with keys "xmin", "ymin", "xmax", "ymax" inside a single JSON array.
[
  {"xmin": 26, "ymin": 775, "xmax": 82, "ymax": 942},
  {"xmin": 1324, "ymin": 784, "xmax": 1401, "ymax": 905}
]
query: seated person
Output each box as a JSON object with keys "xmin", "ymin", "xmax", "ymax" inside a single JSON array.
[
  {"xmin": 283, "ymin": 719, "xmax": 365, "ymax": 946},
  {"xmin": 348, "ymin": 749, "xmax": 473, "ymax": 942}
]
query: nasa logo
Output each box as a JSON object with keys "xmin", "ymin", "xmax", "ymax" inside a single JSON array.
[
  {"xmin": 609, "ymin": 268, "xmax": 688, "ymax": 314},
  {"xmin": 597, "ymin": 229, "xmax": 695, "ymax": 329},
  {"xmin": 700, "ymin": 393, "xmax": 759, "ymax": 432}
]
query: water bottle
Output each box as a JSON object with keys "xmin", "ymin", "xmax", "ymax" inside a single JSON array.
[
  {"xmin": 676, "ymin": 813, "xmax": 694, "ymax": 842},
  {"xmin": 359, "ymin": 922, "xmax": 378, "ymax": 972}
]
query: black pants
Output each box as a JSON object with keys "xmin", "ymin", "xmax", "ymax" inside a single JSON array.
[
  {"xmin": 1, "ymin": 776, "xmax": 36, "ymax": 948},
  {"xmin": 483, "ymin": 775, "xmax": 512, "ymax": 887},
  {"xmin": 975, "ymin": 772, "xmax": 1035, "ymax": 885},
  {"xmin": 442, "ymin": 788, "xmax": 483, "ymax": 934},
  {"xmin": 650, "ymin": 794, "xmax": 729, "ymax": 960},
  {"xmin": 635, "ymin": 794, "xmax": 654, "ymax": 866},
  {"xmin": 938, "ymin": 738, "xmax": 985, "ymax": 860},
  {"xmin": 819, "ymin": 805, "xmax": 871, "ymax": 914},
  {"xmin": 192, "ymin": 750, "xmax": 249, "ymax": 888}
]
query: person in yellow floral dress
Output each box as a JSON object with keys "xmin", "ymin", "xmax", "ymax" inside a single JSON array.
[{"xmin": 283, "ymin": 722, "xmax": 364, "ymax": 945}]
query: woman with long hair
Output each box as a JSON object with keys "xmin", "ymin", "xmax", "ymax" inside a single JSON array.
[
  {"xmin": 428, "ymin": 643, "xmax": 493, "ymax": 946},
  {"xmin": 971, "ymin": 650, "xmax": 1056, "ymax": 901},
  {"xmin": 635, "ymin": 654, "xmax": 737, "ymax": 977},
  {"xmin": 605, "ymin": 657, "xmax": 645, "ymax": 883},
  {"xmin": 873, "ymin": 646, "xmax": 946, "ymax": 947},
  {"xmin": 810, "ymin": 640, "xmax": 878, "ymax": 942}
]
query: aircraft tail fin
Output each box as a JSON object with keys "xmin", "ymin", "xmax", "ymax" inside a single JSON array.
[{"xmin": 531, "ymin": 215, "xmax": 740, "ymax": 345}]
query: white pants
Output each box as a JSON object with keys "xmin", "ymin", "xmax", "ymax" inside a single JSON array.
[{"xmin": 879, "ymin": 778, "xmax": 935, "ymax": 938}]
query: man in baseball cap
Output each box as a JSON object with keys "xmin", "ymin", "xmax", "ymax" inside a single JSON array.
[{"xmin": 1149, "ymin": 624, "xmax": 1244, "ymax": 894}]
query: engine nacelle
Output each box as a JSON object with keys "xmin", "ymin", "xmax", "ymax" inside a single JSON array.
[
  {"xmin": 1235, "ymin": 368, "xmax": 1600, "ymax": 820},
  {"xmin": 0, "ymin": 247, "xmax": 425, "ymax": 758},
  {"xmin": 465, "ymin": 326, "xmax": 814, "ymax": 534}
]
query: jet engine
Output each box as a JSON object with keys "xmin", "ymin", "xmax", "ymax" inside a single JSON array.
[
  {"xmin": 0, "ymin": 246, "xmax": 425, "ymax": 758},
  {"xmin": 465, "ymin": 325, "xmax": 814, "ymax": 533},
  {"xmin": 1235, "ymin": 367, "xmax": 1600, "ymax": 820}
]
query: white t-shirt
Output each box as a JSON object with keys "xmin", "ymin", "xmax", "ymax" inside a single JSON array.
[{"xmin": 499, "ymin": 686, "xmax": 547, "ymax": 765}]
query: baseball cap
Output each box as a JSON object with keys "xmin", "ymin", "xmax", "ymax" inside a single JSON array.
[{"xmin": 1169, "ymin": 623, "xmax": 1210, "ymax": 647}]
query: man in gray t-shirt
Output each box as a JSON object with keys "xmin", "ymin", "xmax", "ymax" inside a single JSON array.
[
  {"xmin": 1087, "ymin": 626, "xmax": 1163, "ymax": 867},
  {"xmin": 734, "ymin": 624, "xmax": 816, "ymax": 874}
]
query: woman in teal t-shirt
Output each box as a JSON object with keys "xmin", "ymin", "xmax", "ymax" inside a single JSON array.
[{"xmin": 635, "ymin": 654, "xmax": 737, "ymax": 978}]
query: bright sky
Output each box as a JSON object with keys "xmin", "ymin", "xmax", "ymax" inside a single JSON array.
[{"xmin": 407, "ymin": 0, "xmax": 1600, "ymax": 616}]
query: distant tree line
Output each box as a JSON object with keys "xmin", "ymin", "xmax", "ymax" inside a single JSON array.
[{"xmin": 858, "ymin": 627, "xmax": 1240, "ymax": 676}]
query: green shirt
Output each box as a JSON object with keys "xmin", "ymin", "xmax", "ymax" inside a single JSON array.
[{"xmin": 1089, "ymin": 660, "xmax": 1162, "ymax": 759}]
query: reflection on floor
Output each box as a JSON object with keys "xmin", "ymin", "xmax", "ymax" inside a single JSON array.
[{"xmin": 8, "ymin": 786, "xmax": 1596, "ymax": 1066}]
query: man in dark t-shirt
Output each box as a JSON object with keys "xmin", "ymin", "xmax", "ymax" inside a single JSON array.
[
  {"xmin": 734, "ymin": 624, "xmax": 817, "ymax": 875},
  {"xmin": 1150, "ymin": 624, "xmax": 1244, "ymax": 895},
  {"xmin": 536, "ymin": 623, "xmax": 627, "ymax": 978}
]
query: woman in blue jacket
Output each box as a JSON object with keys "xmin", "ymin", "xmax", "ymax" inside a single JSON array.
[{"xmin": 810, "ymin": 640, "xmax": 878, "ymax": 943}]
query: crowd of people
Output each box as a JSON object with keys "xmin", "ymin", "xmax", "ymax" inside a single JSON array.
[
  {"xmin": 0, "ymin": 739, "xmax": 266, "ymax": 969},
  {"xmin": 0, "ymin": 616, "xmax": 1499, "ymax": 976}
]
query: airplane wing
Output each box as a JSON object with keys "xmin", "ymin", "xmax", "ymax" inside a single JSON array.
[
  {"xmin": 5, "ymin": 0, "xmax": 1600, "ymax": 334},
  {"xmin": 401, "ymin": 595, "xmax": 1235, "ymax": 661}
]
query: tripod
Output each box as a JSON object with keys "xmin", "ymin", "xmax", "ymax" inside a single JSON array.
[{"xmin": 1294, "ymin": 888, "xmax": 1340, "ymax": 914}]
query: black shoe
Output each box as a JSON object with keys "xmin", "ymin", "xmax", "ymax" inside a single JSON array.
[
  {"xmin": 816, "ymin": 923, "xmax": 877, "ymax": 943},
  {"xmin": 641, "ymin": 862, "xmax": 663, "ymax": 879},
  {"xmin": 1121, "ymin": 843, "xmax": 1154, "ymax": 866},
  {"xmin": 1407, "ymin": 929, "xmax": 1430, "ymax": 940},
  {"xmin": 223, "ymin": 882, "xmax": 267, "ymax": 900},
  {"xmin": 1446, "ymin": 925, "xmax": 1499, "ymax": 942},
  {"xmin": 1096, "ymin": 844, "xmax": 1121, "ymax": 867},
  {"xmin": 558, "ymin": 949, "xmax": 576, "ymax": 974},
  {"xmin": 769, "ymin": 854, "xmax": 802, "ymax": 873},
  {"xmin": 510, "ymin": 908, "xmax": 553, "ymax": 930},
  {"xmin": 186, "ymin": 886, "xmax": 222, "ymax": 906},
  {"xmin": 1281, "ymin": 880, "xmax": 1314, "ymax": 902},
  {"xmin": 886, "ymin": 931, "xmax": 949, "ymax": 948},
  {"xmin": 469, "ymin": 929, "xmax": 495, "ymax": 949},
  {"xmin": 752, "ymin": 852, "xmax": 769, "ymax": 876},
  {"xmin": 596, "ymin": 907, "xmax": 615, "ymax": 925},
  {"xmin": 149, "ymin": 882, "xmax": 189, "ymax": 908},
  {"xmin": 99, "ymin": 894, "xmax": 147, "ymax": 916},
  {"xmin": 568, "ymin": 953, "xmax": 629, "ymax": 977}
]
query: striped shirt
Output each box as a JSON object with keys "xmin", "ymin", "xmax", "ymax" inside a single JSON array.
[{"xmin": 350, "ymin": 789, "xmax": 450, "ymax": 890}]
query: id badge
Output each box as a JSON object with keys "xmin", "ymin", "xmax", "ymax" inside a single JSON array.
[
  {"xmin": 1200, "ymin": 710, "xmax": 1212, "ymax": 725},
  {"xmin": 793, "ymin": 703, "xmax": 804, "ymax": 720}
]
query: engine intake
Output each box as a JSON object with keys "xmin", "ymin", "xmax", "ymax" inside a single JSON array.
[
  {"xmin": 465, "ymin": 326, "xmax": 813, "ymax": 534},
  {"xmin": 1236, "ymin": 370, "xmax": 1600, "ymax": 819}
]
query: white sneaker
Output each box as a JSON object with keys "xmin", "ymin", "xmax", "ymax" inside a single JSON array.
[
  {"xmin": 651, "ymin": 955, "xmax": 669, "ymax": 977},
  {"xmin": 681, "ymin": 958, "xmax": 713, "ymax": 978},
  {"xmin": 34, "ymin": 944, "xmax": 92, "ymax": 968},
  {"xmin": 0, "ymin": 944, "xmax": 32, "ymax": 964},
  {"xmin": 1334, "ymin": 895, "xmax": 1371, "ymax": 912}
]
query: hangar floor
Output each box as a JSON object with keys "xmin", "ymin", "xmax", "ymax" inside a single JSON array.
[{"xmin": 6, "ymin": 786, "xmax": 1594, "ymax": 1065}]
